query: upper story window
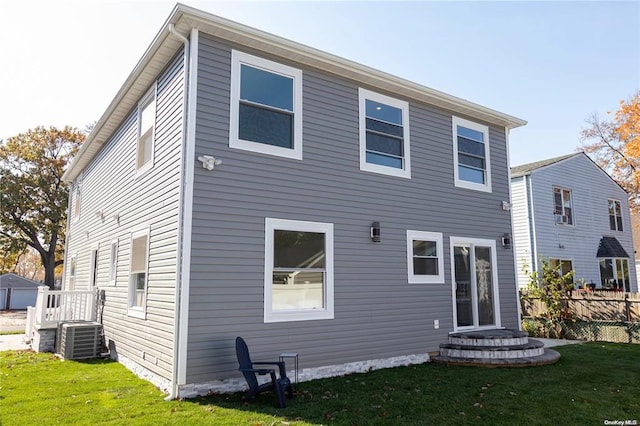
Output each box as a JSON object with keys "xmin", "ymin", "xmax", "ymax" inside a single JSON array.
[
  {"xmin": 128, "ymin": 229, "xmax": 149, "ymax": 319},
  {"xmin": 359, "ymin": 88, "xmax": 411, "ymax": 178},
  {"xmin": 452, "ymin": 116, "xmax": 491, "ymax": 192},
  {"xmin": 264, "ymin": 218, "xmax": 334, "ymax": 323},
  {"xmin": 608, "ymin": 199, "xmax": 623, "ymax": 231},
  {"xmin": 136, "ymin": 87, "xmax": 156, "ymax": 174},
  {"xmin": 71, "ymin": 182, "xmax": 81, "ymax": 222},
  {"xmin": 406, "ymin": 230, "xmax": 444, "ymax": 284},
  {"xmin": 553, "ymin": 187, "xmax": 573, "ymax": 225},
  {"xmin": 230, "ymin": 50, "xmax": 302, "ymax": 160}
]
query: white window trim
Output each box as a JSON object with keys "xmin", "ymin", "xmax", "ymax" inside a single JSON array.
[
  {"xmin": 264, "ymin": 218, "xmax": 334, "ymax": 323},
  {"xmin": 230, "ymin": 50, "xmax": 303, "ymax": 160},
  {"xmin": 135, "ymin": 85, "xmax": 156, "ymax": 178},
  {"xmin": 128, "ymin": 227, "xmax": 150, "ymax": 319},
  {"xmin": 406, "ymin": 230, "xmax": 444, "ymax": 284},
  {"xmin": 553, "ymin": 186, "xmax": 574, "ymax": 226},
  {"xmin": 68, "ymin": 253, "xmax": 77, "ymax": 291},
  {"xmin": 89, "ymin": 244, "xmax": 99, "ymax": 287},
  {"xmin": 608, "ymin": 199, "xmax": 623, "ymax": 232},
  {"xmin": 358, "ymin": 88, "xmax": 411, "ymax": 179},
  {"xmin": 109, "ymin": 239, "xmax": 119, "ymax": 286},
  {"xmin": 452, "ymin": 116, "xmax": 492, "ymax": 192},
  {"xmin": 72, "ymin": 182, "xmax": 81, "ymax": 223},
  {"xmin": 549, "ymin": 258, "xmax": 575, "ymax": 281}
]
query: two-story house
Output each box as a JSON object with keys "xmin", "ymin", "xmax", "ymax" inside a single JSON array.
[
  {"xmin": 61, "ymin": 4, "xmax": 526, "ymax": 398},
  {"xmin": 511, "ymin": 152, "xmax": 637, "ymax": 292}
]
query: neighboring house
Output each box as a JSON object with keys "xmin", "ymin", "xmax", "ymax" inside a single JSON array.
[
  {"xmin": 60, "ymin": 4, "xmax": 526, "ymax": 397},
  {"xmin": 0, "ymin": 273, "xmax": 41, "ymax": 310},
  {"xmin": 511, "ymin": 152, "xmax": 637, "ymax": 292}
]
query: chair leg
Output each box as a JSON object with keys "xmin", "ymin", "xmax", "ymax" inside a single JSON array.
[{"xmin": 275, "ymin": 385, "xmax": 287, "ymax": 408}]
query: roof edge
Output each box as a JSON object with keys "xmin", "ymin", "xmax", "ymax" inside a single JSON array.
[{"xmin": 63, "ymin": 3, "xmax": 526, "ymax": 182}]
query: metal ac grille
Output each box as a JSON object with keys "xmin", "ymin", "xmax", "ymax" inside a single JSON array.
[{"xmin": 57, "ymin": 322, "xmax": 102, "ymax": 360}]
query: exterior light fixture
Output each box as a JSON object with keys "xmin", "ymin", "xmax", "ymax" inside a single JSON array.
[
  {"xmin": 197, "ymin": 155, "xmax": 222, "ymax": 170},
  {"xmin": 370, "ymin": 222, "xmax": 381, "ymax": 242},
  {"xmin": 501, "ymin": 233, "xmax": 511, "ymax": 249}
]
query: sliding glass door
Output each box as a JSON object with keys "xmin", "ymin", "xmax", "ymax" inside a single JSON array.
[{"xmin": 451, "ymin": 237, "xmax": 500, "ymax": 330}]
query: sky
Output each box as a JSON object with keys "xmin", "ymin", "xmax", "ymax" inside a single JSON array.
[{"xmin": 0, "ymin": 1, "xmax": 638, "ymax": 166}]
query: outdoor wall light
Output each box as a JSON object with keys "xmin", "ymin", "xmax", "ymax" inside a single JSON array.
[
  {"xmin": 370, "ymin": 222, "xmax": 381, "ymax": 242},
  {"xmin": 197, "ymin": 155, "xmax": 222, "ymax": 170},
  {"xmin": 501, "ymin": 201, "xmax": 511, "ymax": 211},
  {"xmin": 95, "ymin": 210, "xmax": 104, "ymax": 220},
  {"xmin": 501, "ymin": 232, "xmax": 511, "ymax": 249}
]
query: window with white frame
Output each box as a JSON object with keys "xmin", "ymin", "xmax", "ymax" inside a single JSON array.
[
  {"xmin": 89, "ymin": 247, "xmax": 98, "ymax": 287},
  {"xmin": 608, "ymin": 199, "xmax": 623, "ymax": 231},
  {"xmin": 406, "ymin": 230, "xmax": 444, "ymax": 283},
  {"xmin": 599, "ymin": 257, "xmax": 630, "ymax": 291},
  {"xmin": 230, "ymin": 50, "xmax": 302, "ymax": 160},
  {"xmin": 109, "ymin": 240, "xmax": 118, "ymax": 286},
  {"xmin": 68, "ymin": 255, "xmax": 76, "ymax": 291},
  {"xmin": 128, "ymin": 230, "xmax": 149, "ymax": 317},
  {"xmin": 549, "ymin": 258, "xmax": 574, "ymax": 285},
  {"xmin": 136, "ymin": 87, "xmax": 156, "ymax": 173},
  {"xmin": 553, "ymin": 187, "xmax": 573, "ymax": 225},
  {"xmin": 72, "ymin": 183, "xmax": 81, "ymax": 222},
  {"xmin": 264, "ymin": 218, "xmax": 334, "ymax": 322},
  {"xmin": 452, "ymin": 116, "xmax": 491, "ymax": 192},
  {"xmin": 359, "ymin": 88, "xmax": 411, "ymax": 178}
]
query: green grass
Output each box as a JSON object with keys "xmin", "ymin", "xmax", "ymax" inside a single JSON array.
[
  {"xmin": 1, "ymin": 343, "xmax": 639, "ymax": 425},
  {"xmin": 0, "ymin": 330, "xmax": 24, "ymax": 335}
]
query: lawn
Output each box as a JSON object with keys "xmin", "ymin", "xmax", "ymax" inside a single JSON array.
[{"xmin": 1, "ymin": 343, "xmax": 638, "ymax": 425}]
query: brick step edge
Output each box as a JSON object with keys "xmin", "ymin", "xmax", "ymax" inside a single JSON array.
[{"xmin": 431, "ymin": 348, "xmax": 561, "ymax": 368}]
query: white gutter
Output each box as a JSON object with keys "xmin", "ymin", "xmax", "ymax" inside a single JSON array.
[
  {"xmin": 505, "ymin": 128, "xmax": 523, "ymax": 330},
  {"xmin": 165, "ymin": 23, "xmax": 196, "ymax": 401}
]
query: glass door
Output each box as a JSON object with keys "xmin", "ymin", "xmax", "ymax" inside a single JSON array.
[{"xmin": 451, "ymin": 237, "xmax": 499, "ymax": 330}]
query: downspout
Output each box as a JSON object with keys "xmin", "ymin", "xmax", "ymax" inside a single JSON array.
[
  {"xmin": 505, "ymin": 127, "xmax": 523, "ymax": 330},
  {"xmin": 166, "ymin": 23, "xmax": 196, "ymax": 401}
]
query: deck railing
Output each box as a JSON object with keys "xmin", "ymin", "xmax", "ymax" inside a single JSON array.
[{"xmin": 27, "ymin": 286, "xmax": 98, "ymax": 332}]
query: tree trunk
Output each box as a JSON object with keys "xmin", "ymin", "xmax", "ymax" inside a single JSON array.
[{"xmin": 42, "ymin": 253, "xmax": 57, "ymax": 289}]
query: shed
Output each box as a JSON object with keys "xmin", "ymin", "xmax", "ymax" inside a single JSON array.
[{"xmin": 0, "ymin": 273, "xmax": 42, "ymax": 310}]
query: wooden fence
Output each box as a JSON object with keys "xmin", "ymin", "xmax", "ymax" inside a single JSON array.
[{"xmin": 521, "ymin": 290, "xmax": 640, "ymax": 322}]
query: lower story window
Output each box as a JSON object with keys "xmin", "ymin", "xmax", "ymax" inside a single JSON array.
[
  {"xmin": 599, "ymin": 258, "xmax": 630, "ymax": 291},
  {"xmin": 406, "ymin": 230, "xmax": 444, "ymax": 283},
  {"xmin": 549, "ymin": 258, "xmax": 574, "ymax": 285},
  {"xmin": 128, "ymin": 229, "xmax": 149, "ymax": 318},
  {"xmin": 264, "ymin": 218, "xmax": 334, "ymax": 322}
]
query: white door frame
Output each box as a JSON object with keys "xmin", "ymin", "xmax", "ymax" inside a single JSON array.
[{"xmin": 450, "ymin": 236, "xmax": 501, "ymax": 331}]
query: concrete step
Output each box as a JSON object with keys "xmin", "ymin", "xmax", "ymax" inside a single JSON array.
[
  {"xmin": 439, "ymin": 339, "xmax": 545, "ymax": 359},
  {"xmin": 432, "ymin": 348, "xmax": 561, "ymax": 367}
]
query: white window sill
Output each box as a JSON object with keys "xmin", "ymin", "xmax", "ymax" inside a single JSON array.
[
  {"xmin": 127, "ymin": 308, "xmax": 146, "ymax": 320},
  {"xmin": 454, "ymin": 179, "xmax": 492, "ymax": 193},
  {"xmin": 264, "ymin": 309, "xmax": 334, "ymax": 323}
]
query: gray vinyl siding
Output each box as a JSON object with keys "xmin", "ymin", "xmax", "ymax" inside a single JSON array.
[
  {"xmin": 185, "ymin": 34, "xmax": 519, "ymax": 383},
  {"xmin": 64, "ymin": 49, "xmax": 185, "ymax": 381},
  {"xmin": 511, "ymin": 176, "xmax": 533, "ymax": 287},
  {"xmin": 527, "ymin": 155, "xmax": 637, "ymax": 290}
]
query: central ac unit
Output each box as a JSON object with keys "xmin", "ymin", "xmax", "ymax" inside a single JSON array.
[{"xmin": 56, "ymin": 321, "xmax": 103, "ymax": 360}]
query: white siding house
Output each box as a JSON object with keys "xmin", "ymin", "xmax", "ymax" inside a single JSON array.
[{"xmin": 511, "ymin": 152, "xmax": 637, "ymax": 292}]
